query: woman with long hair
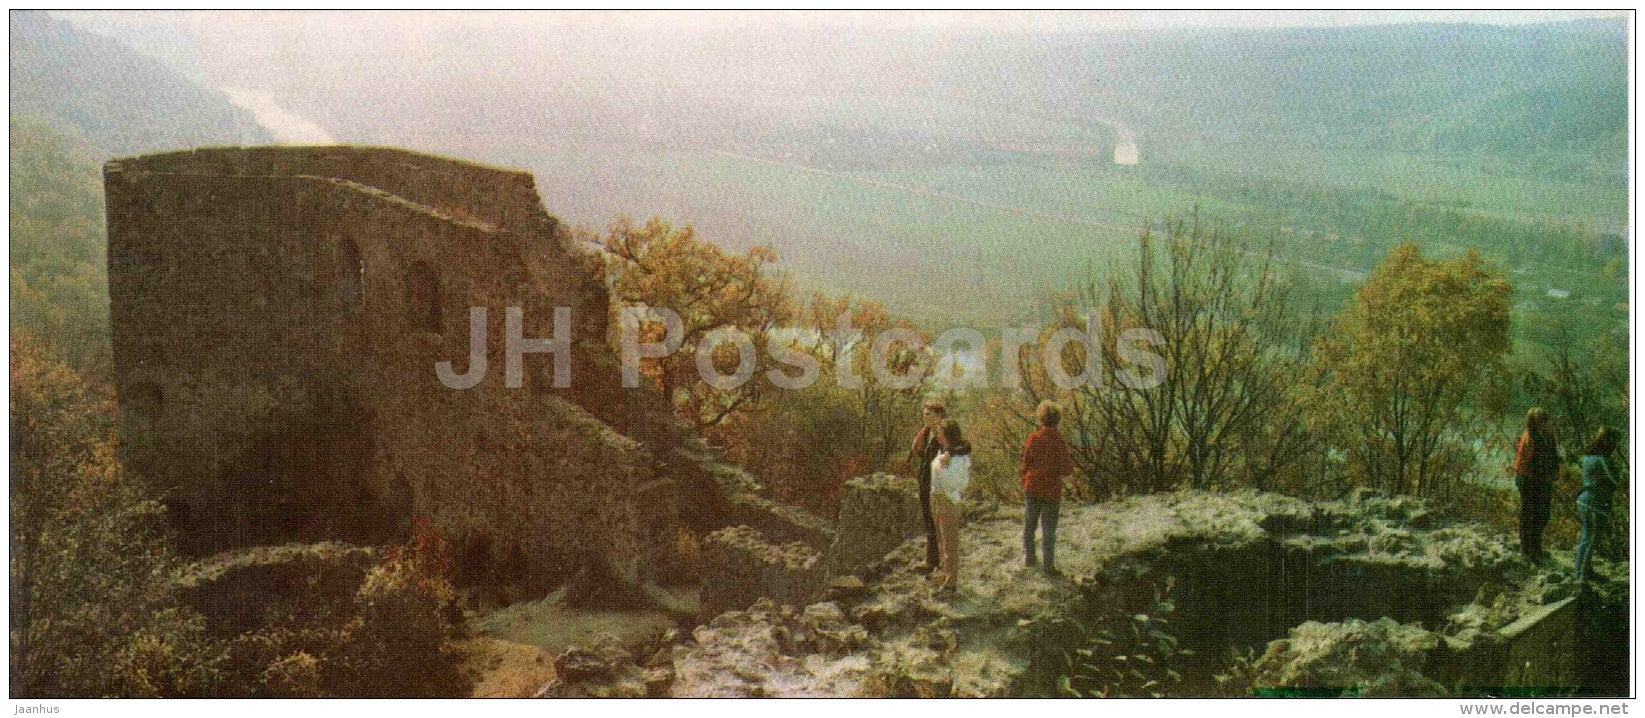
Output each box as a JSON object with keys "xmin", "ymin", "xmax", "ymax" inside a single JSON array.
[
  {"xmin": 1511, "ymin": 407, "xmax": 1560, "ymax": 560},
  {"xmin": 929, "ymin": 418, "xmax": 972, "ymax": 593},
  {"xmin": 1574, "ymin": 426, "xmax": 1622, "ymax": 581}
]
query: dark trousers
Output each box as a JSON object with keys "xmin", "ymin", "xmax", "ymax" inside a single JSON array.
[
  {"xmin": 1024, "ymin": 496, "xmax": 1060, "ymax": 569},
  {"xmin": 1517, "ymin": 475, "xmax": 1552, "ymax": 556},
  {"xmin": 918, "ymin": 474, "xmax": 939, "ymax": 568}
]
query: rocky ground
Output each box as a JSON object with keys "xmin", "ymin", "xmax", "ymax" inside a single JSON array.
[
  {"xmin": 459, "ymin": 584, "xmax": 698, "ymax": 697},
  {"xmin": 531, "ymin": 489, "xmax": 1627, "ymax": 698}
]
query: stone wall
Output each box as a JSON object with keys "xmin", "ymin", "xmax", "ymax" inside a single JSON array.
[
  {"xmin": 821, "ymin": 473, "xmax": 924, "ymax": 577},
  {"xmin": 699, "ymin": 527, "xmax": 823, "ymax": 617},
  {"xmin": 176, "ymin": 542, "xmax": 378, "ymax": 635},
  {"xmin": 106, "ymin": 146, "xmax": 554, "ymax": 234},
  {"xmin": 1495, "ymin": 597, "xmax": 1581, "ymax": 688},
  {"xmin": 694, "ymin": 473, "xmax": 925, "ymax": 615},
  {"xmin": 106, "ymin": 147, "xmax": 661, "ymax": 588},
  {"xmin": 105, "ymin": 144, "xmax": 831, "ymax": 597},
  {"xmin": 726, "ymin": 491, "xmax": 837, "ymax": 549},
  {"xmin": 1460, "ymin": 588, "xmax": 1625, "ymax": 694}
]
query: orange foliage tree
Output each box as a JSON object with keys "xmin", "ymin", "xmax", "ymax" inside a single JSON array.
[
  {"xmin": 584, "ymin": 216, "xmax": 791, "ymax": 437},
  {"xmin": 584, "ymin": 215, "xmax": 935, "ymax": 513},
  {"xmin": 10, "ymin": 332, "xmax": 219, "ymax": 696},
  {"xmin": 725, "ymin": 292, "xmax": 932, "ymax": 513}
]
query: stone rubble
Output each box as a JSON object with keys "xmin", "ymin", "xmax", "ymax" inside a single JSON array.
[{"xmin": 542, "ymin": 487, "xmax": 1625, "ymax": 697}]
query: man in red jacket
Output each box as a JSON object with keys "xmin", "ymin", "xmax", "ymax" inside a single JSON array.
[{"xmin": 1020, "ymin": 401, "xmax": 1073, "ymax": 575}]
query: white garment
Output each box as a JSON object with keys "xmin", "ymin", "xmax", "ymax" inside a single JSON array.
[{"xmin": 931, "ymin": 452, "xmax": 972, "ymax": 502}]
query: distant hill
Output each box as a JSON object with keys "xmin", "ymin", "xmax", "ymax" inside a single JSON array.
[
  {"xmin": 9, "ymin": 13, "xmax": 1626, "ymax": 348},
  {"xmin": 9, "ymin": 10, "xmax": 269, "ymax": 157},
  {"xmin": 940, "ymin": 20, "xmax": 1627, "ymax": 172},
  {"xmin": 9, "ymin": 11, "xmax": 273, "ymax": 372},
  {"xmin": 56, "ymin": 14, "xmax": 1622, "ymax": 182}
]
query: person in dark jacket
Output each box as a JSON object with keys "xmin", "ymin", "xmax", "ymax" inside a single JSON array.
[
  {"xmin": 908, "ymin": 400, "xmax": 946, "ymax": 573},
  {"xmin": 1511, "ymin": 407, "xmax": 1560, "ymax": 559},
  {"xmin": 1020, "ymin": 401, "xmax": 1074, "ymax": 576},
  {"xmin": 1574, "ymin": 426, "xmax": 1621, "ymax": 582}
]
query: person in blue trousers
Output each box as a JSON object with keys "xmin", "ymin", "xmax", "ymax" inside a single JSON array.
[{"xmin": 1574, "ymin": 426, "xmax": 1621, "ymax": 582}]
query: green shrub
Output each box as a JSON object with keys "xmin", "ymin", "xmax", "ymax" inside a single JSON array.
[
  {"xmin": 10, "ymin": 334, "xmax": 220, "ymax": 697},
  {"xmin": 259, "ymin": 651, "xmax": 324, "ymax": 697},
  {"xmin": 213, "ymin": 522, "xmax": 465, "ymax": 697},
  {"xmin": 335, "ymin": 520, "xmax": 464, "ymax": 696},
  {"xmin": 108, "ymin": 611, "xmax": 226, "ymax": 697},
  {"xmin": 1059, "ymin": 578, "xmax": 1191, "ymax": 698}
]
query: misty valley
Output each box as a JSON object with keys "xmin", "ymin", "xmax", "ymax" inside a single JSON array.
[{"xmin": 7, "ymin": 9, "xmax": 1631, "ymax": 703}]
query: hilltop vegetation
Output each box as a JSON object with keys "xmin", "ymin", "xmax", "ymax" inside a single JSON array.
[
  {"xmin": 10, "ymin": 118, "xmax": 109, "ymax": 372},
  {"xmin": 10, "ymin": 12, "xmax": 272, "ymax": 374},
  {"xmin": 6, "ymin": 13, "xmax": 1632, "ymax": 697},
  {"xmin": 9, "ymin": 11, "xmax": 267, "ymax": 158}
]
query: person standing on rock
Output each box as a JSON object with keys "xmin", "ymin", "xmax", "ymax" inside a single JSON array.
[
  {"xmin": 909, "ymin": 400, "xmax": 947, "ymax": 573},
  {"xmin": 1020, "ymin": 401, "xmax": 1073, "ymax": 576},
  {"xmin": 930, "ymin": 419, "xmax": 973, "ymax": 592},
  {"xmin": 1511, "ymin": 407, "xmax": 1560, "ymax": 560},
  {"xmin": 1573, "ymin": 426, "xmax": 1621, "ymax": 582}
]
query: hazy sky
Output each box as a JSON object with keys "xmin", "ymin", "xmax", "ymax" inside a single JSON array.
[{"xmin": 62, "ymin": 9, "xmax": 1630, "ymax": 36}]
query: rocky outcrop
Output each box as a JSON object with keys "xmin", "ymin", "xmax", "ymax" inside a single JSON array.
[
  {"xmin": 664, "ymin": 487, "xmax": 1627, "ymax": 697},
  {"xmin": 671, "ymin": 600, "xmax": 871, "ymax": 697},
  {"xmin": 699, "ymin": 527, "xmax": 823, "ymax": 617},
  {"xmin": 822, "ymin": 473, "xmax": 924, "ymax": 577},
  {"xmin": 1249, "ymin": 618, "xmax": 1450, "ymax": 696},
  {"xmin": 1246, "ymin": 570, "xmax": 1630, "ymax": 696},
  {"xmin": 535, "ymin": 635, "xmax": 658, "ymax": 698}
]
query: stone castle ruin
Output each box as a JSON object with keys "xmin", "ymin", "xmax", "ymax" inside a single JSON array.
[
  {"xmin": 104, "ymin": 146, "xmax": 829, "ymax": 594},
  {"xmin": 104, "ymin": 146, "xmax": 1625, "ymax": 698}
]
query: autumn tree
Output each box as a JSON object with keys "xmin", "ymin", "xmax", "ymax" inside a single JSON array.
[
  {"xmin": 588, "ymin": 216, "xmax": 935, "ymax": 514},
  {"xmin": 798, "ymin": 292, "xmax": 932, "ymax": 462},
  {"xmin": 586, "ymin": 216, "xmax": 790, "ymax": 437},
  {"xmin": 10, "ymin": 332, "xmax": 219, "ymax": 696},
  {"xmin": 727, "ymin": 292, "xmax": 932, "ymax": 514},
  {"xmin": 1076, "ymin": 218, "xmax": 1322, "ymax": 495},
  {"xmin": 973, "ymin": 217, "xmax": 1322, "ymax": 500},
  {"xmin": 1315, "ymin": 243, "xmax": 1512, "ymax": 497},
  {"xmin": 1528, "ymin": 325, "xmax": 1628, "ymax": 451}
]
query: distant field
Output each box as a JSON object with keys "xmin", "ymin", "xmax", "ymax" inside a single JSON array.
[
  {"xmin": 523, "ymin": 138, "xmax": 1625, "ymax": 330},
  {"xmin": 527, "ymin": 148, "xmax": 1158, "ymax": 325},
  {"xmin": 852, "ymin": 163, "xmax": 1255, "ymax": 227},
  {"xmin": 1152, "ymin": 141, "xmax": 1628, "ymax": 230}
]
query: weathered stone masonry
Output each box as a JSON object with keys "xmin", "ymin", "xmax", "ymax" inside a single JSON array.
[{"xmin": 104, "ymin": 146, "xmax": 801, "ymax": 592}]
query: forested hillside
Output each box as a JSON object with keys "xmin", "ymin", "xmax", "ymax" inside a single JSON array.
[
  {"xmin": 9, "ymin": 11, "xmax": 272, "ymax": 374},
  {"xmin": 956, "ymin": 21, "xmax": 1627, "ymax": 159},
  {"xmin": 10, "ymin": 118, "xmax": 108, "ymax": 371},
  {"xmin": 10, "ymin": 11, "xmax": 267, "ymax": 157}
]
